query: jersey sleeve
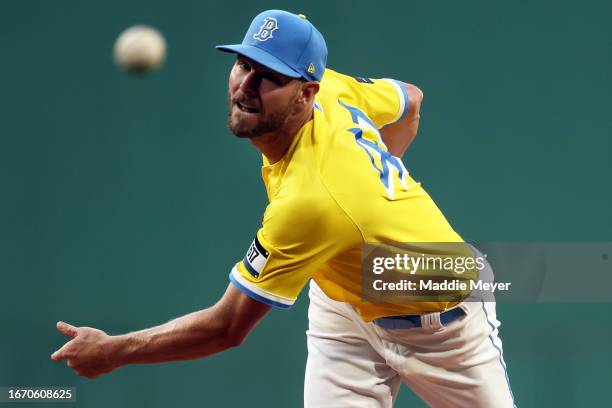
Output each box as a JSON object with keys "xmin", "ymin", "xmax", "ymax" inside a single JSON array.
[
  {"xmin": 321, "ymin": 69, "xmax": 410, "ymax": 129},
  {"xmin": 229, "ymin": 193, "xmax": 359, "ymax": 309}
]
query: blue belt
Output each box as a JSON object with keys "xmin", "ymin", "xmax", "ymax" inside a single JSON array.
[{"xmin": 373, "ymin": 307, "xmax": 466, "ymax": 330}]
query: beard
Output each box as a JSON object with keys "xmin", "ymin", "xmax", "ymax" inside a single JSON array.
[{"xmin": 227, "ymin": 91, "xmax": 297, "ymax": 139}]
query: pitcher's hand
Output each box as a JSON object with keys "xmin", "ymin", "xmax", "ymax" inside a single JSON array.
[{"xmin": 51, "ymin": 321, "xmax": 120, "ymax": 379}]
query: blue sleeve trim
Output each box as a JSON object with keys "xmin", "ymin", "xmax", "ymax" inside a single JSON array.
[
  {"xmin": 229, "ymin": 273, "xmax": 293, "ymax": 310},
  {"xmin": 380, "ymin": 79, "xmax": 410, "ymax": 129},
  {"xmin": 392, "ymin": 79, "xmax": 410, "ymax": 123}
]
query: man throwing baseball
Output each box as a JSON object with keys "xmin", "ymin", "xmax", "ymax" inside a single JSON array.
[{"xmin": 52, "ymin": 10, "xmax": 515, "ymax": 407}]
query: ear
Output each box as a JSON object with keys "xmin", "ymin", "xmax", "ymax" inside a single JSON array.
[{"xmin": 298, "ymin": 81, "xmax": 320, "ymax": 104}]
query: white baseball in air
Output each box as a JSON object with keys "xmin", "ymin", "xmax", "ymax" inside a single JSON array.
[{"xmin": 113, "ymin": 25, "xmax": 166, "ymax": 74}]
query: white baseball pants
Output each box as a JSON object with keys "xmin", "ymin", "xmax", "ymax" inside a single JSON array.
[{"xmin": 304, "ymin": 281, "xmax": 515, "ymax": 407}]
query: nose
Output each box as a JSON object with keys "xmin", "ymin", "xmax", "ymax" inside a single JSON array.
[{"xmin": 239, "ymin": 71, "xmax": 260, "ymax": 96}]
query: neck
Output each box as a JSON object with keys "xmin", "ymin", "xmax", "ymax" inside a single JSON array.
[{"xmin": 250, "ymin": 107, "xmax": 313, "ymax": 164}]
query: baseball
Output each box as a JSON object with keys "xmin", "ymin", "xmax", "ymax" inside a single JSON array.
[{"xmin": 113, "ymin": 25, "xmax": 166, "ymax": 74}]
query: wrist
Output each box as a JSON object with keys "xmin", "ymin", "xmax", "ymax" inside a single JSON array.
[{"xmin": 106, "ymin": 334, "xmax": 133, "ymax": 367}]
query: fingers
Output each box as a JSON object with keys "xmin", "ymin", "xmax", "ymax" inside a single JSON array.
[
  {"xmin": 51, "ymin": 341, "xmax": 72, "ymax": 361},
  {"xmin": 51, "ymin": 322, "xmax": 78, "ymax": 361},
  {"xmin": 63, "ymin": 359, "xmax": 102, "ymax": 379},
  {"xmin": 51, "ymin": 350, "xmax": 62, "ymax": 361},
  {"xmin": 56, "ymin": 321, "xmax": 78, "ymax": 338}
]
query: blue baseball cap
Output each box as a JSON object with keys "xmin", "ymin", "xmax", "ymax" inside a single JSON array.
[{"xmin": 216, "ymin": 10, "xmax": 327, "ymax": 82}]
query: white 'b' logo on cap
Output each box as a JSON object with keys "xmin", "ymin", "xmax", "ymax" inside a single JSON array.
[{"xmin": 253, "ymin": 17, "xmax": 278, "ymax": 42}]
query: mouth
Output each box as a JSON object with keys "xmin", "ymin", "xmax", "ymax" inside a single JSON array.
[{"xmin": 236, "ymin": 101, "xmax": 259, "ymax": 114}]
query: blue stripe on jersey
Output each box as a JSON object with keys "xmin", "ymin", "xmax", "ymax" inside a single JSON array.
[
  {"xmin": 339, "ymin": 100, "xmax": 407, "ymax": 193},
  {"xmin": 229, "ymin": 272, "xmax": 292, "ymax": 310},
  {"xmin": 392, "ymin": 79, "xmax": 410, "ymax": 123},
  {"xmin": 380, "ymin": 79, "xmax": 410, "ymax": 129}
]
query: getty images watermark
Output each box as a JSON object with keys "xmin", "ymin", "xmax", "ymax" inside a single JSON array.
[
  {"xmin": 360, "ymin": 242, "xmax": 612, "ymax": 303},
  {"xmin": 360, "ymin": 242, "xmax": 505, "ymax": 303}
]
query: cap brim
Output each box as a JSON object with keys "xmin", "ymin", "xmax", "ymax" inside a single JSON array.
[{"xmin": 216, "ymin": 44, "xmax": 302, "ymax": 79}]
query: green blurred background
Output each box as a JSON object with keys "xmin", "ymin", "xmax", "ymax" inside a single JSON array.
[{"xmin": 1, "ymin": 0, "xmax": 610, "ymax": 406}]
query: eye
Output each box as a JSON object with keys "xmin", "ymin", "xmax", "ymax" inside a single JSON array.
[
  {"xmin": 262, "ymin": 73, "xmax": 283, "ymax": 86},
  {"xmin": 237, "ymin": 60, "xmax": 250, "ymax": 72}
]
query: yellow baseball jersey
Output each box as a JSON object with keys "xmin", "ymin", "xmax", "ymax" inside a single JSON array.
[{"xmin": 230, "ymin": 69, "xmax": 468, "ymax": 321}]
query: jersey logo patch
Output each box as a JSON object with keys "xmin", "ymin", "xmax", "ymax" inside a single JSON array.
[
  {"xmin": 354, "ymin": 76, "xmax": 374, "ymax": 84},
  {"xmin": 243, "ymin": 236, "xmax": 270, "ymax": 278},
  {"xmin": 253, "ymin": 17, "xmax": 278, "ymax": 42}
]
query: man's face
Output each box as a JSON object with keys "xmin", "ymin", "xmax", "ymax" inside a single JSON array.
[{"xmin": 227, "ymin": 55, "xmax": 302, "ymax": 138}]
